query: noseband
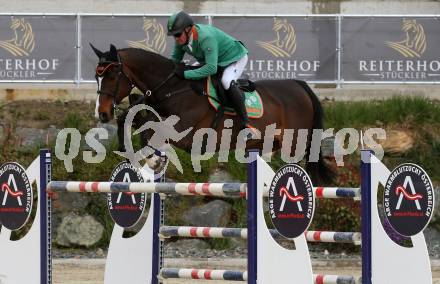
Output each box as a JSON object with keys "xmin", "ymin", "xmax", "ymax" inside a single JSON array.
[{"xmin": 95, "ymin": 55, "xmax": 135, "ymax": 107}]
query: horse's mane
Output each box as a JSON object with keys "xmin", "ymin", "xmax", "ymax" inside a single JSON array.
[{"xmin": 103, "ymin": 47, "xmax": 175, "ymax": 71}]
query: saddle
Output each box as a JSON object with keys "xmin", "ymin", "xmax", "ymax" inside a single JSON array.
[{"xmin": 187, "ymin": 66, "xmax": 262, "ymax": 120}]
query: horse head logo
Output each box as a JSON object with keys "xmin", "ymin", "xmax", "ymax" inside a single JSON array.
[
  {"xmin": 126, "ymin": 18, "xmax": 166, "ymax": 54},
  {"xmin": 385, "ymin": 19, "xmax": 427, "ymax": 58},
  {"xmin": 256, "ymin": 18, "xmax": 297, "ymax": 58},
  {"xmin": 0, "ymin": 18, "xmax": 35, "ymax": 56}
]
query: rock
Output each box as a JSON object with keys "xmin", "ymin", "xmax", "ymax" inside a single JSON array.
[
  {"xmin": 321, "ymin": 136, "xmax": 337, "ymax": 158},
  {"xmin": 97, "ymin": 122, "xmax": 117, "ymax": 142},
  {"xmin": 81, "ymin": 123, "xmax": 117, "ymax": 150},
  {"xmin": 52, "ymin": 192, "xmax": 93, "ymax": 214},
  {"xmin": 183, "ymin": 200, "xmax": 232, "ymax": 227},
  {"xmin": 15, "ymin": 127, "xmax": 60, "ymax": 149},
  {"xmin": 424, "ymin": 227, "xmax": 440, "ymax": 258},
  {"xmin": 229, "ymin": 237, "xmax": 247, "ymax": 249},
  {"xmin": 55, "ymin": 213, "xmax": 104, "ymax": 247},
  {"xmin": 323, "ymin": 129, "xmax": 415, "ymax": 158},
  {"xmin": 165, "ymin": 239, "xmax": 211, "ymax": 258},
  {"xmin": 51, "ymin": 192, "xmax": 96, "ymax": 234},
  {"xmin": 0, "ymin": 126, "xmax": 4, "ymax": 143},
  {"xmin": 208, "ymin": 168, "xmax": 239, "ymax": 183},
  {"xmin": 431, "ymin": 187, "xmax": 440, "ymax": 224},
  {"xmin": 167, "ymin": 239, "xmax": 210, "ymax": 251},
  {"xmin": 95, "ymin": 248, "xmax": 106, "ymax": 258},
  {"xmin": 379, "ymin": 129, "xmax": 414, "ymax": 154}
]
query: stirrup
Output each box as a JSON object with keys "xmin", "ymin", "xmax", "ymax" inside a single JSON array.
[{"xmin": 243, "ymin": 123, "xmax": 258, "ymax": 140}]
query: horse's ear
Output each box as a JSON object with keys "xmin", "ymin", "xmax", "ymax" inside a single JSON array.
[
  {"xmin": 110, "ymin": 44, "xmax": 117, "ymax": 52},
  {"xmin": 109, "ymin": 44, "xmax": 118, "ymax": 61},
  {"xmin": 90, "ymin": 43, "xmax": 104, "ymax": 58}
]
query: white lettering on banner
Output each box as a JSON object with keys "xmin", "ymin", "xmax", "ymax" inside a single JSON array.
[
  {"xmin": 358, "ymin": 60, "xmax": 440, "ymax": 80},
  {"xmin": 0, "ymin": 70, "xmax": 36, "ymax": 79},
  {"xmin": 245, "ymin": 59, "xmax": 321, "ymax": 80},
  {"xmin": 359, "ymin": 60, "xmax": 440, "ymax": 72},
  {"xmin": 0, "ymin": 58, "xmax": 60, "ymax": 79},
  {"xmin": 247, "ymin": 60, "xmax": 320, "ymax": 72}
]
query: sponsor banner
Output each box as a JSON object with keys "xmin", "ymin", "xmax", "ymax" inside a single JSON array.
[
  {"xmin": 212, "ymin": 16, "xmax": 337, "ymax": 81},
  {"xmin": 0, "ymin": 16, "xmax": 76, "ymax": 81},
  {"xmin": 81, "ymin": 15, "xmax": 208, "ymax": 81},
  {"xmin": 342, "ymin": 17, "xmax": 440, "ymax": 82},
  {"xmin": 108, "ymin": 161, "xmax": 147, "ymax": 228},
  {"xmin": 268, "ymin": 164, "xmax": 315, "ymax": 239},
  {"xmin": 384, "ymin": 163, "xmax": 435, "ymax": 237},
  {"xmin": 0, "ymin": 162, "xmax": 33, "ymax": 231}
]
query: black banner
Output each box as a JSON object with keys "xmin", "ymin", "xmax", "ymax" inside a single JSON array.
[
  {"xmin": 81, "ymin": 15, "xmax": 209, "ymax": 81},
  {"xmin": 213, "ymin": 16, "xmax": 337, "ymax": 81},
  {"xmin": 342, "ymin": 17, "xmax": 440, "ymax": 82},
  {"xmin": 0, "ymin": 15, "xmax": 76, "ymax": 81}
]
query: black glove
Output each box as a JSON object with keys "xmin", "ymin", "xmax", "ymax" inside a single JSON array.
[{"xmin": 173, "ymin": 64, "xmax": 186, "ymax": 79}]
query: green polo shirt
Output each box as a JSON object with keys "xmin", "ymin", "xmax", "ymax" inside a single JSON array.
[{"xmin": 171, "ymin": 24, "xmax": 248, "ymax": 80}]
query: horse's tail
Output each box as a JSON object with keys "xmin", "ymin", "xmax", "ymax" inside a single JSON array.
[{"xmin": 295, "ymin": 80, "xmax": 334, "ymax": 185}]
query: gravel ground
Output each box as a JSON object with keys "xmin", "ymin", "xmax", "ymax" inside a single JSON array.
[
  {"xmin": 51, "ymin": 247, "xmax": 440, "ymax": 284},
  {"xmin": 52, "ymin": 258, "xmax": 440, "ymax": 284}
]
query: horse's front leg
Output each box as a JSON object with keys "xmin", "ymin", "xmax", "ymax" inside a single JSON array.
[
  {"xmin": 136, "ymin": 112, "xmax": 168, "ymax": 172},
  {"xmin": 116, "ymin": 110, "xmax": 129, "ymax": 152}
]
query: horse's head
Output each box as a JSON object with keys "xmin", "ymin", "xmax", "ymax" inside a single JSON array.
[
  {"xmin": 401, "ymin": 20, "xmax": 426, "ymax": 54},
  {"xmin": 90, "ymin": 44, "xmax": 134, "ymax": 123},
  {"xmin": 142, "ymin": 19, "xmax": 166, "ymax": 53},
  {"xmin": 10, "ymin": 18, "xmax": 35, "ymax": 52},
  {"xmin": 273, "ymin": 19, "xmax": 296, "ymax": 55}
]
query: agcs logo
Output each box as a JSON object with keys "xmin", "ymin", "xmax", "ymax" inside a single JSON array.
[
  {"xmin": 384, "ymin": 163, "xmax": 435, "ymax": 236},
  {"xmin": 0, "ymin": 162, "xmax": 33, "ymax": 231},
  {"xmin": 126, "ymin": 18, "xmax": 166, "ymax": 54},
  {"xmin": 0, "ymin": 18, "xmax": 35, "ymax": 57},
  {"xmin": 256, "ymin": 18, "xmax": 297, "ymax": 58},
  {"xmin": 268, "ymin": 164, "xmax": 314, "ymax": 239},
  {"xmin": 385, "ymin": 19, "xmax": 427, "ymax": 58}
]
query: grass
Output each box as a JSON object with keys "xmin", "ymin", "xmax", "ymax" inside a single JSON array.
[
  {"xmin": 324, "ymin": 97, "xmax": 440, "ymax": 129},
  {"xmin": 33, "ymin": 111, "xmax": 50, "ymax": 121}
]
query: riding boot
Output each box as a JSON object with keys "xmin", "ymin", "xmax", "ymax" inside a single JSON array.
[
  {"xmin": 227, "ymin": 81, "xmax": 255, "ymax": 139},
  {"xmin": 227, "ymin": 81, "xmax": 249, "ymax": 128}
]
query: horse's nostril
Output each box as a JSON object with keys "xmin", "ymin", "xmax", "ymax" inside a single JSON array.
[{"xmin": 99, "ymin": 112, "xmax": 109, "ymax": 122}]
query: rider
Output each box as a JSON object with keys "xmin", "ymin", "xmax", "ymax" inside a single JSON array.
[{"xmin": 167, "ymin": 11, "xmax": 252, "ymax": 132}]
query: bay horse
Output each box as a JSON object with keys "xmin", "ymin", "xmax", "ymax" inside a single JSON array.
[{"xmin": 91, "ymin": 44, "xmax": 333, "ymax": 184}]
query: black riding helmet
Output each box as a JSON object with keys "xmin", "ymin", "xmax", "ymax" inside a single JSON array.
[{"xmin": 167, "ymin": 11, "xmax": 194, "ymax": 36}]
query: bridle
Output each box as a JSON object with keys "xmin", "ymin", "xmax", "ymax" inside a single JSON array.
[
  {"xmin": 95, "ymin": 54, "xmax": 135, "ymax": 113},
  {"xmin": 95, "ymin": 53, "xmax": 193, "ymax": 116}
]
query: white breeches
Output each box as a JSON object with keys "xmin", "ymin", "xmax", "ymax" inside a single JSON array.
[{"xmin": 221, "ymin": 54, "xmax": 248, "ymax": 90}]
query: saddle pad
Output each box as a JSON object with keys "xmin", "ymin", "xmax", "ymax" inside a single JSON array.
[{"xmin": 205, "ymin": 76, "xmax": 263, "ymax": 118}]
